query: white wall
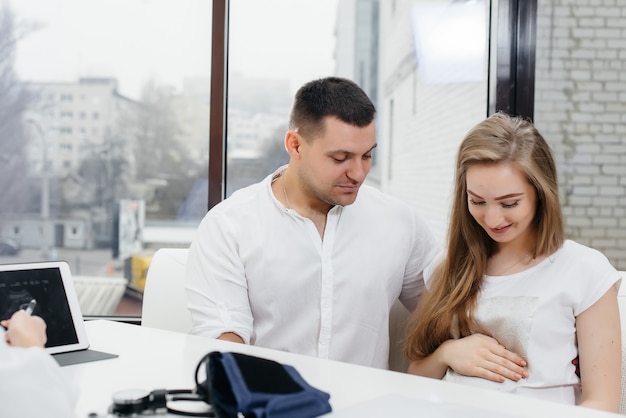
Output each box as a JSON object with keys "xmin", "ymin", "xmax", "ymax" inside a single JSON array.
[{"xmin": 377, "ymin": 0, "xmax": 488, "ymax": 243}]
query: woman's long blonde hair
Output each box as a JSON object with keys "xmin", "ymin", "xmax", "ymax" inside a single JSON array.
[{"xmin": 405, "ymin": 112, "xmax": 565, "ymax": 360}]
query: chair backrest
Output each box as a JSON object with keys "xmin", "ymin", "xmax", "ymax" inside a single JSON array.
[
  {"xmin": 388, "ymin": 300, "xmax": 410, "ymax": 372},
  {"xmin": 141, "ymin": 248, "xmax": 192, "ymax": 333},
  {"xmin": 617, "ymin": 271, "xmax": 626, "ymax": 414}
]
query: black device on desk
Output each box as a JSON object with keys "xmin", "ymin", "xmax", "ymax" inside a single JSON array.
[
  {"xmin": 0, "ymin": 261, "xmax": 117, "ymax": 365},
  {"xmin": 88, "ymin": 351, "xmax": 333, "ymax": 418},
  {"xmin": 87, "ymin": 354, "xmax": 215, "ymax": 418},
  {"xmin": 87, "ymin": 389, "xmax": 213, "ymax": 417}
]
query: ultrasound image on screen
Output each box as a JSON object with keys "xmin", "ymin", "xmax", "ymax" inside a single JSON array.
[{"xmin": 0, "ymin": 267, "xmax": 78, "ymax": 348}]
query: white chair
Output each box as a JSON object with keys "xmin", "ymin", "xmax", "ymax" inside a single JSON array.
[
  {"xmin": 388, "ymin": 300, "xmax": 411, "ymax": 372},
  {"xmin": 617, "ymin": 271, "xmax": 626, "ymax": 414},
  {"xmin": 141, "ymin": 248, "xmax": 192, "ymax": 333}
]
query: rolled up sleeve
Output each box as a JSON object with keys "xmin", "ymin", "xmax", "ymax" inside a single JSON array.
[{"xmin": 185, "ymin": 210, "xmax": 253, "ymax": 343}]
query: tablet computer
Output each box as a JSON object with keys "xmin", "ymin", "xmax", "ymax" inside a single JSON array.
[{"xmin": 0, "ymin": 260, "xmax": 90, "ymax": 355}]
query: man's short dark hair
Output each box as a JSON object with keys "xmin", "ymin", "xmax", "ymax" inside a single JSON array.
[{"xmin": 289, "ymin": 77, "xmax": 376, "ymax": 139}]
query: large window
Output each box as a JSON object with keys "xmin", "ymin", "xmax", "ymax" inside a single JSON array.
[
  {"xmin": 225, "ymin": 0, "xmax": 340, "ymax": 196},
  {"xmin": 2, "ymin": 0, "xmax": 494, "ymax": 318},
  {"xmin": 376, "ymin": 0, "xmax": 490, "ymax": 240},
  {"xmin": 10, "ymin": 0, "xmax": 617, "ymax": 320},
  {"xmin": 224, "ymin": 0, "xmax": 491, "ymax": 243},
  {"xmin": 1, "ymin": 0, "xmax": 212, "ymax": 317}
]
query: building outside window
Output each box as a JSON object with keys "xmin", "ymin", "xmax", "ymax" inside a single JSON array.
[{"xmin": 1, "ymin": 0, "xmax": 212, "ymax": 317}]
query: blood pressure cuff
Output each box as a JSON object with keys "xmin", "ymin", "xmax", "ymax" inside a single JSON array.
[{"xmin": 203, "ymin": 351, "xmax": 332, "ymax": 418}]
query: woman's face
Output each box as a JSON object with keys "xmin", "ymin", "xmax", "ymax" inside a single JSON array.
[{"xmin": 465, "ymin": 162, "xmax": 537, "ymax": 249}]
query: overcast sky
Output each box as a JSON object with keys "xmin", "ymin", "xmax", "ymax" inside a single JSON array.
[{"xmin": 11, "ymin": 0, "xmax": 338, "ymax": 100}]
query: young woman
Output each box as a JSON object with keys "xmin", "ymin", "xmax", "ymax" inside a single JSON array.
[{"xmin": 405, "ymin": 112, "xmax": 621, "ymax": 412}]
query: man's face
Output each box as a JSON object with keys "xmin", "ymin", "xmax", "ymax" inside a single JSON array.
[{"xmin": 296, "ymin": 116, "xmax": 377, "ymax": 210}]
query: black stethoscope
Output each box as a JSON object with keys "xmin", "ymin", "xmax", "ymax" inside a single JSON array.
[{"xmin": 101, "ymin": 354, "xmax": 216, "ymax": 417}]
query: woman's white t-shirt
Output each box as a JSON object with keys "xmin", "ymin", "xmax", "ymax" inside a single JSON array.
[{"xmin": 424, "ymin": 240, "xmax": 621, "ymax": 405}]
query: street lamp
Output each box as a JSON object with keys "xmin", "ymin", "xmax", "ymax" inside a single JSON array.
[{"xmin": 26, "ymin": 118, "xmax": 51, "ymax": 260}]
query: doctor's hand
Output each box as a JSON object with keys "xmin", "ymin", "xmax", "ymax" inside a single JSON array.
[
  {"xmin": 2, "ymin": 310, "xmax": 47, "ymax": 348},
  {"xmin": 442, "ymin": 333, "xmax": 528, "ymax": 383}
]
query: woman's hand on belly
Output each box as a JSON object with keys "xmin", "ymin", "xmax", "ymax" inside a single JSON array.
[{"xmin": 443, "ymin": 333, "xmax": 529, "ymax": 383}]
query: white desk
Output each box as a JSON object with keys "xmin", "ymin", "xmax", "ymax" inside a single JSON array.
[{"xmin": 64, "ymin": 320, "xmax": 618, "ymax": 418}]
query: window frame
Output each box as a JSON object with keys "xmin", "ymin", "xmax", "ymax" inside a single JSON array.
[
  {"xmin": 494, "ymin": 0, "xmax": 537, "ymax": 118},
  {"xmin": 208, "ymin": 0, "xmax": 538, "ymax": 205}
]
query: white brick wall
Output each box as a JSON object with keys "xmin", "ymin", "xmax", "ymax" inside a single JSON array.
[{"xmin": 535, "ymin": 0, "xmax": 626, "ymax": 270}]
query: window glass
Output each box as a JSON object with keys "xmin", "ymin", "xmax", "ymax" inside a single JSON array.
[
  {"xmin": 226, "ymin": 0, "xmax": 340, "ymax": 196},
  {"xmin": 378, "ymin": 0, "xmax": 489, "ymax": 241},
  {"xmin": 0, "ymin": 0, "xmax": 212, "ymax": 317},
  {"xmin": 534, "ymin": 0, "xmax": 626, "ymax": 271},
  {"xmin": 226, "ymin": 0, "xmax": 490, "ymax": 243}
]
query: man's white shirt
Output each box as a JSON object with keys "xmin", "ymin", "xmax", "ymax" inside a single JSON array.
[{"xmin": 186, "ymin": 167, "xmax": 439, "ymax": 369}]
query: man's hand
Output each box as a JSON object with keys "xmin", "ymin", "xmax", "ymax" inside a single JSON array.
[
  {"xmin": 2, "ymin": 310, "xmax": 47, "ymax": 348},
  {"xmin": 442, "ymin": 333, "xmax": 529, "ymax": 383},
  {"xmin": 217, "ymin": 332, "xmax": 244, "ymax": 344}
]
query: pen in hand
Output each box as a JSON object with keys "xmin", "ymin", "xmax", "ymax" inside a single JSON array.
[
  {"xmin": 24, "ymin": 299, "xmax": 37, "ymax": 315},
  {"xmin": 1, "ymin": 299, "xmax": 38, "ymax": 331},
  {"xmin": 2, "ymin": 299, "xmax": 46, "ymax": 347}
]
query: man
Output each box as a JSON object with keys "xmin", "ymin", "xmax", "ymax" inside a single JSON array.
[
  {"xmin": 186, "ymin": 77, "xmax": 439, "ymax": 369},
  {"xmin": 1, "ymin": 310, "xmax": 77, "ymax": 417}
]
